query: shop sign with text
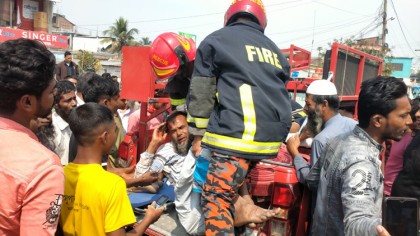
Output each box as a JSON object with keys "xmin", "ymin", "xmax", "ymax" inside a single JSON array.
[{"xmin": 0, "ymin": 27, "xmax": 68, "ymax": 49}]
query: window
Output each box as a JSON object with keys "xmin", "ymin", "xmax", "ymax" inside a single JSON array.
[
  {"xmin": 0, "ymin": 0, "xmax": 12, "ymax": 27},
  {"xmin": 391, "ymin": 63, "xmax": 403, "ymax": 71},
  {"xmin": 289, "ymin": 91, "xmax": 306, "ymax": 107}
]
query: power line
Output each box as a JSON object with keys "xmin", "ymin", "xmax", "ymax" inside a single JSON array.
[
  {"xmin": 75, "ymin": 0, "xmax": 386, "ymax": 46},
  {"xmin": 77, "ymin": 0, "xmax": 307, "ymax": 27},
  {"xmin": 387, "ymin": 4, "xmax": 420, "ymax": 50},
  {"xmin": 138, "ymin": 21, "xmax": 220, "ymax": 35},
  {"xmin": 389, "ymin": 0, "xmax": 418, "ymax": 56},
  {"xmin": 269, "ymin": 15, "xmax": 374, "ymax": 35},
  {"xmin": 140, "ymin": 14, "xmax": 375, "ymax": 43},
  {"xmin": 273, "ymin": 14, "xmax": 379, "ymax": 45},
  {"xmin": 269, "ymin": 1, "xmax": 382, "ymax": 41},
  {"xmin": 78, "ymin": 12, "xmax": 223, "ymax": 27},
  {"xmin": 280, "ymin": 17, "xmax": 383, "ymax": 50},
  {"xmin": 288, "ymin": 4, "xmax": 384, "ymax": 51},
  {"xmin": 312, "ymin": 0, "xmax": 371, "ymax": 17},
  {"xmin": 78, "ymin": 20, "xmax": 221, "ymax": 35},
  {"xmin": 388, "ymin": 25, "xmax": 414, "ymax": 56},
  {"xmin": 358, "ymin": 17, "xmax": 383, "ymax": 37},
  {"xmin": 79, "ymin": 0, "xmax": 314, "ymax": 37},
  {"xmin": 268, "ymin": 0, "xmax": 311, "ymax": 12}
]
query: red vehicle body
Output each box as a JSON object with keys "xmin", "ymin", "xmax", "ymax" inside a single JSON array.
[{"xmin": 118, "ymin": 42, "xmax": 383, "ymax": 236}]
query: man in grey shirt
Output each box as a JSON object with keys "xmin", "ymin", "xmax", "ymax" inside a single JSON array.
[{"xmin": 306, "ymin": 77, "xmax": 412, "ymax": 236}]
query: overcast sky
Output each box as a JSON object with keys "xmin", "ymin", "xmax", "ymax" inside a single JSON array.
[{"xmin": 55, "ymin": 0, "xmax": 419, "ymax": 62}]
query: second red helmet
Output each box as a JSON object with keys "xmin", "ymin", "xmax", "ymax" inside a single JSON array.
[
  {"xmin": 149, "ymin": 32, "xmax": 196, "ymax": 82},
  {"xmin": 224, "ymin": 0, "xmax": 267, "ymax": 30}
]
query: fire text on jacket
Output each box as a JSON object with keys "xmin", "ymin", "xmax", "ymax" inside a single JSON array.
[{"xmin": 245, "ymin": 45, "xmax": 283, "ymax": 69}]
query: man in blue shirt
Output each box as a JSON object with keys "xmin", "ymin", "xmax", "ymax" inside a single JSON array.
[{"xmin": 287, "ymin": 79, "xmax": 357, "ymax": 183}]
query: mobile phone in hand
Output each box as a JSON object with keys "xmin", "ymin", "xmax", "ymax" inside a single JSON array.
[
  {"xmin": 155, "ymin": 195, "xmax": 170, "ymax": 208},
  {"xmin": 383, "ymin": 197, "xmax": 418, "ymax": 236},
  {"xmin": 133, "ymin": 207, "xmax": 145, "ymax": 214}
]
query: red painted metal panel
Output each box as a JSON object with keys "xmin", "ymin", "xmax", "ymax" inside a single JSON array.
[
  {"xmin": 329, "ymin": 43, "xmax": 339, "ymax": 83},
  {"xmin": 281, "ymin": 44, "xmax": 311, "ymax": 73},
  {"xmin": 286, "ymin": 78, "xmax": 316, "ymax": 91},
  {"xmin": 331, "ymin": 42, "xmax": 383, "ymax": 62},
  {"xmin": 120, "ymin": 46, "xmax": 155, "ymax": 102}
]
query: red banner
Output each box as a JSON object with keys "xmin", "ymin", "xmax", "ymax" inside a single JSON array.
[{"xmin": 0, "ymin": 27, "xmax": 68, "ymax": 49}]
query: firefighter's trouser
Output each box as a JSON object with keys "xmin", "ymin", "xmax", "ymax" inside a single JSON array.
[{"xmin": 201, "ymin": 152, "xmax": 250, "ymax": 236}]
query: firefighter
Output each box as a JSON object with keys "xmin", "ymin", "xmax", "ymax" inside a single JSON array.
[
  {"xmin": 187, "ymin": 0, "xmax": 292, "ymax": 234},
  {"xmin": 149, "ymin": 32, "xmax": 196, "ymax": 111}
]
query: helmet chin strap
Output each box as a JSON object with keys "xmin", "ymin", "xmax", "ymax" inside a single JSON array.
[
  {"xmin": 174, "ymin": 46, "xmax": 188, "ymax": 66},
  {"xmin": 178, "ymin": 64, "xmax": 189, "ymax": 79}
]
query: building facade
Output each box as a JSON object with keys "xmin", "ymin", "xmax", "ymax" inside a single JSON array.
[
  {"xmin": 52, "ymin": 13, "xmax": 75, "ymax": 34},
  {"xmin": 0, "ymin": 0, "xmax": 69, "ymax": 50},
  {"xmin": 385, "ymin": 57, "xmax": 413, "ymax": 78}
]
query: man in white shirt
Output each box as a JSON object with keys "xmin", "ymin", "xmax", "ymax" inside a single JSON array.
[
  {"xmin": 134, "ymin": 111, "xmax": 189, "ymax": 187},
  {"xmin": 52, "ymin": 80, "xmax": 77, "ymax": 165},
  {"xmin": 117, "ymin": 99, "xmax": 133, "ymax": 135}
]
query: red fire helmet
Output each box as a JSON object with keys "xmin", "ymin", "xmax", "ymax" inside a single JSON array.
[
  {"xmin": 149, "ymin": 32, "xmax": 196, "ymax": 82},
  {"xmin": 224, "ymin": 0, "xmax": 267, "ymax": 29}
]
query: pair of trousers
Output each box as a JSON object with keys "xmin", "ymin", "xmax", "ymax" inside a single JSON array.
[{"xmin": 201, "ymin": 152, "xmax": 250, "ymax": 236}]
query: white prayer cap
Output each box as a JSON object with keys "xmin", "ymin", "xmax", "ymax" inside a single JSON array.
[{"xmin": 307, "ymin": 79, "xmax": 337, "ymax": 96}]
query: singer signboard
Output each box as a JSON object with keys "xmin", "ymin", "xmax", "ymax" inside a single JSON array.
[{"xmin": 0, "ymin": 27, "xmax": 68, "ymax": 49}]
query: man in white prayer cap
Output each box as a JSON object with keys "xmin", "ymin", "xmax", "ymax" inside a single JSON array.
[
  {"xmin": 287, "ymin": 79, "xmax": 357, "ymax": 183},
  {"xmin": 286, "ymin": 79, "xmax": 358, "ymax": 233}
]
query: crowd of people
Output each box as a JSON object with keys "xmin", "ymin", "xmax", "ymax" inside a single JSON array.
[{"xmin": 0, "ymin": 0, "xmax": 418, "ymax": 236}]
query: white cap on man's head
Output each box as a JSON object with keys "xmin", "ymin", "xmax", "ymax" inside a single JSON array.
[{"xmin": 307, "ymin": 79, "xmax": 337, "ymax": 95}]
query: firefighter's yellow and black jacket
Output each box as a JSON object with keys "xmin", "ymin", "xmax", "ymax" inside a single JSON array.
[
  {"xmin": 166, "ymin": 75, "xmax": 190, "ymax": 107},
  {"xmin": 188, "ymin": 21, "xmax": 292, "ymax": 160}
]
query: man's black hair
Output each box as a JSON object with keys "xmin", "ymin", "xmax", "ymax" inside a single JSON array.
[
  {"xmin": 76, "ymin": 71, "xmax": 95, "ymax": 94},
  {"xmin": 64, "ymin": 51, "xmax": 72, "ymax": 57},
  {"xmin": 0, "ymin": 38, "xmax": 56, "ymax": 115},
  {"xmin": 36, "ymin": 123, "xmax": 56, "ymax": 152},
  {"xmin": 83, "ymin": 74, "xmax": 119, "ymax": 103},
  {"xmin": 227, "ymin": 13, "xmax": 260, "ymax": 27},
  {"xmin": 101, "ymin": 72, "xmax": 112, "ymax": 80},
  {"xmin": 54, "ymin": 80, "xmax": 76, "ymax": 104},
  {"xmin": 411, "ymin": 97, "xmax": 420, "ymax": 122},
  {"xmin": 358, "ymin": 76, "xmax": 408, "ymax": 128},
  {"xmin": 165, "ymin": 111, "xmax": 187, "ymax": 130},
  {"xmin": 312, "ymin": 94, "xmax": 340, "ymax": 111},
  {"xmin": 68, "ymin": 103, "xmax": 114, "ymax": 146}
]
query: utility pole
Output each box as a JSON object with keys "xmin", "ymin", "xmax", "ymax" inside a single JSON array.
[{"xmin": 381, "ymin": 0, "xmax": 388, "ymax": 54}]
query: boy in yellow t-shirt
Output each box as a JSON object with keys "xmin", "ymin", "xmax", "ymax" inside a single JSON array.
[{"xmin": 59, "ymin": 103, "xmax": 163, "ymax": 236}]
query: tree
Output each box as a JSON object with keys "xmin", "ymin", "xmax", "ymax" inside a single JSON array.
[
  {"xmin": 412, "ymin": 71, "xmax": 420, "ymax": 82},
  {"xmin": 316, "ymin": 46, "xmax": 325, "ymax": 68},
  {"xmin": 77, "ymin": 50, "xmax": 101, "ymax": 72},
  {"xmin": 139, "ymin": 37, "xmax": 152, "ymax": 46},
  {"xmin": 102, "ymin": 17, "xmax": 138, "ymax": 54}
]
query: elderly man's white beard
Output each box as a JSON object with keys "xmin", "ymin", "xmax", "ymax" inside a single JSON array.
[
  {"xmin": 306, "ymin": 109, "xmax": 323, "ymax": 136},
  {"xmin": 172, "ymin": 140, "xmax": 189, "ymax": 155}
]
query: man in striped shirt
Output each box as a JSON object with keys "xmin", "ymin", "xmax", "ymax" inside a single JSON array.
[{"xmin": 134, "ymin": 111, "xmax": 189, "ymax": 190}]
